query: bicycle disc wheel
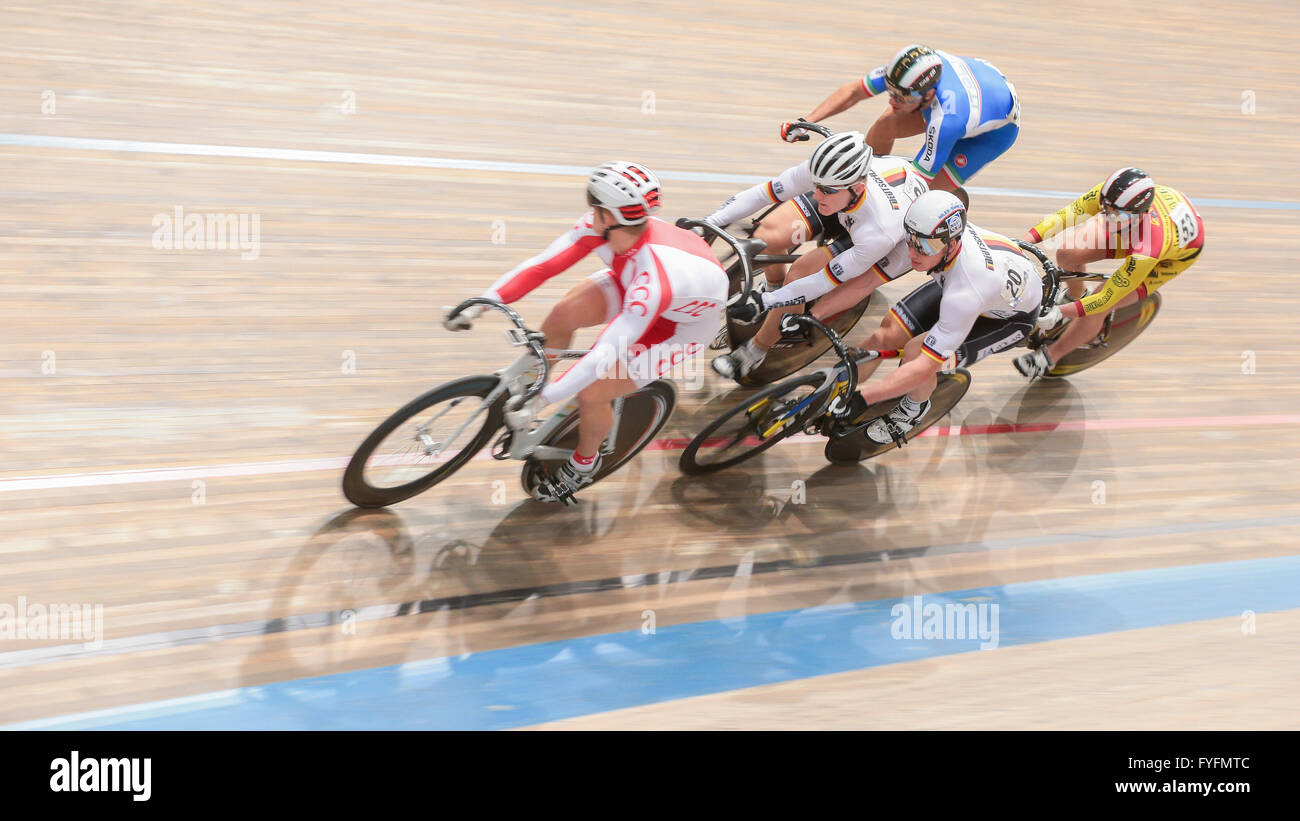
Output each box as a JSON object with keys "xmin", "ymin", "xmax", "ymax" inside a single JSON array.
[
  {"xmin": 680, "ymin": 371, "xmax": 830, "ymax": 475},
  {"xmin": 1048, "ymin": 292, "xmax": 1162, "ymax": 378},
  {"xmin": 342, "ymin": 375, "xmax": 505, "ymax": 508},
  {"xmin": 824, "ymin": 368, "xmax": 972, "ymax": 464},
  {"xmin": 740, "ymin": 295, "xmax": 873, "ymax": 387},
  {"xmin": 520, "ymin": 380, "xmax": 677, "ymax": 499}
]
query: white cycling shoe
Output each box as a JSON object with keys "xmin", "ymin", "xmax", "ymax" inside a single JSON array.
[
  {"xmin": 1013, "ymin": 348, "xmax": 1055, "ymax": 381},
  {"xmin": 864, "ymin": 399, "xmax": 931, "ymax": 446},
  {"xmin": 533, "ymin": 455, "xmax": 602, "ymax": 505},
  {"xmin": 712, "ymin": 345, "xmax": 764, "ymax": 382}
]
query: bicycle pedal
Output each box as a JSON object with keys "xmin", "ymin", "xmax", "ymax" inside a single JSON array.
[{"xmin": 709, "ymin": 326, "xmax": 731, "ymax": 351}]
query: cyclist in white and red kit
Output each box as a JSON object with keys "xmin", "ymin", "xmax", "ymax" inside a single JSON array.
[{"xmin": 443, "ymin": 161, "xmax": 728, "ymax": 502}]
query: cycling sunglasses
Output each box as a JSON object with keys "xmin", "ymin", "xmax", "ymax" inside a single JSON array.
[
  {"xmin": 885, "ymin": 83, "xmax": 923, "ymax": 104},
  {"xmin": 1100, "ymin": 201, "xmax": 1144, "ymax": 219},
  {"xmin": 905, "ymin": 231, "xmax": 947, "ymax": 255},
  {"xmin": 814, "ymin": 183, "xmax": 847, "ymax": 196}
]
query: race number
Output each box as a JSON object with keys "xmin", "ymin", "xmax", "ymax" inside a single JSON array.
[
  {"xmin": 1000, "ymin": 265, "xmax": 1029, "ymax": 310},
  {"xmin": 1169, "ymin": 202, "xmax": 1200, "ymax": 248}
]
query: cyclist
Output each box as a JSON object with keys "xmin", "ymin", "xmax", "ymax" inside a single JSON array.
[
  {"xmin": 846, "ymin": 190, "xmax": 1041, "ymax": 445},
  {"xmin": 780, "ymin": 44, "xmax": 1020, "ymax": 198},
  {"xmin": 443, "ymin": 162, "xmax": 728, "ymax": 501},
  {"xmin": 706, "ymin": 131, "xmax": 929, "ymax": 381},
  {"xmin": 1013, "ymin": 168, "xmax": 1206, "ymax": 379}
]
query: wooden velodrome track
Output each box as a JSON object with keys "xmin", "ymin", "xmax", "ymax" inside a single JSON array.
[{"xmin": 2, "ymin": 0, "xmax": 1299, "ymax": 730}]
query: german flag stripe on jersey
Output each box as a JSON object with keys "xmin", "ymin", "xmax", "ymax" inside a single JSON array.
[
  {"xmin": 983, "ymin": 237, "xmax": 1023, "ymax": 256},
  {"xmin": 823, "ymin": 264, "xmax": 843, "ymax": 286},
  {"xmin": 921, "ymin": 342, "xmax": 948, "ymax": 364},
  {"xmin": 883, "ymin": 168, "xmax": 908, "ymax": 187},
  {"xmin": 764, "ymin": 181, "xmax": 780, "ymax": 203},
  {"xmin": 873, "ymin": 263, "xmax": 891, "ymax": 283}
]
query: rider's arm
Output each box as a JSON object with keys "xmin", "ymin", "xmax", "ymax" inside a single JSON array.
[
  {"xmin": 760, "ymin": 232, "xmax": 896, "ymax": 308},
  {"xmin": 482, "ymin": 213, "xmax": 604, "ymax": 304},
  {"xmin": 1025, "ymin": 184, "xmax": 1104, "ymax": 243},
  {"xmin": 707, "ymin": 163, "xmax": 814, "ymax": 227},
  {"xmin": 539, "ymin": 258, "xmax": 670, "ymax": 406},
  {"xmin": 804, "ymin": 73, "xmax": 877, "ymax": 122},
  {"xmin": 1066, "ymin": 253, "xmax": 1157, "ymax": 318},
  {"xmin": 910, "ymin": 106, "xmax": 960, "ymax": 183}
]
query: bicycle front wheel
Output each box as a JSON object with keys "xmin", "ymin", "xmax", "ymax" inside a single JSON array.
[
  {"xmin": 342, "ymin": 375, "xmax": 504, "ymax": 508},
  {"xmin": 679, "ymin": 371, "xmax": 830, "ymax": 475}
]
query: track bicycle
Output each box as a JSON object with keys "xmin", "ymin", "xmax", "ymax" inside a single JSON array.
[{"xmin": 342, "ymin": 299, "xmax": 676, "ymax": 508}]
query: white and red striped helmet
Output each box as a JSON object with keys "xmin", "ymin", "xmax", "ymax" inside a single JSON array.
[
  {"xmin": 587, "ymin": 161, "xmax": 662, "ymax": 226},
  {"xmin": 1101, "ymin": 167, "xmax": 1156, "ymax": 214}
]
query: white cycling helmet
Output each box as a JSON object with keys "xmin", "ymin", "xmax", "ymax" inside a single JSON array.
[
  {"xmin": 904, "ymin": 190, "xmax": 967, "ymax": 255},
  {"xmin": 586, "ymin": 161, "xmax": 662, "ymax": 226},
  {"xmin": 809, "ymin": 131, "xmax": 872, "ymax": 188}
]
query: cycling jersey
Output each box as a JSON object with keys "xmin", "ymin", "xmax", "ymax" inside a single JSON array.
[
  {"xmin": 862, "ymin": 50, "xmax": 1020, "ymax": 185},
  {"xmin": 482, "ymin": 213, "xmax": 728, "ymax": 404},
  {"xmin": 706, "ymin": 156, "xmax": 929, "ymax": 308},
  {"xmin": 1026, "ymin": 183, "xmax": 1205, "ymax": 316},
  {"xmin": 889, "ymin": 223, "xmax": 1043, "ymax": 366}
]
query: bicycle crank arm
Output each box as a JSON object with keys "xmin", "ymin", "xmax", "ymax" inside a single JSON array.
[{"xmin": 532, "ymin": 446, "xmax": 576, "ymax": 461}]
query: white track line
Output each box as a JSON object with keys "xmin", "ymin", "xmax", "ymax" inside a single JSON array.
[{"xmin": 2, "ymin": 133, "xmax": 1296, "ymax": 209}]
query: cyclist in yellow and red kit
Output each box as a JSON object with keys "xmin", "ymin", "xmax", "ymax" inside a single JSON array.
[{"xmin": 1014, "ymin": 167, "xmax": 1206, "ymax": 379}]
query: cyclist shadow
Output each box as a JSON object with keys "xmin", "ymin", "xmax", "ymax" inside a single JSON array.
[{"xmin": 240, "ymin": 500, "xmax": 593, "ymax": 723}]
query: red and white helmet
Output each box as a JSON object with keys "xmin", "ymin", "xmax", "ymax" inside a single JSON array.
[{"xmin": 587, "ymin": 161, "xmax": 662, "ymax": 226}]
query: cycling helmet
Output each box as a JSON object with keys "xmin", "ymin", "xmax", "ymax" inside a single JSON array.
[
  {"xmin": 904, "ymin": 190, "xmax": 967, "ymax": 255},
  {"xmin": 587, "ymin": 162, "xmax": 662, "ymax": 226},
  {"xmin": 887, "ymin": 45, "xmax": 943, "ymax": 99},
  {"xmin": 1100, "ymin": 167, "xmax": 1156, "ymax": 214},
  {"xmin": 809, "ymin": 131, "xmax": 872, "ymax": 187}
]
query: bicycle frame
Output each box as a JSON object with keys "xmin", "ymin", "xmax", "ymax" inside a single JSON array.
[{"xmin": 443, "ymin": 297, "xmax": 630, "ymax": 464}]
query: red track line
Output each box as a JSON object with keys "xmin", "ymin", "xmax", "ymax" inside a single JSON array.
[{"xmin": 3, "ymin": 413, "xmax": 1298, "ymax": 492}]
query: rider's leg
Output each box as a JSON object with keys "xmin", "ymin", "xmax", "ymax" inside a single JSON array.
[
  {"xmin": 899, "ymin": 333, "xmax": 938, "ymax": 402},
  {"xmin": 751, "ymin": 200, "xmax": 813, "ymax": 287},
  {"xmin": 573, "ymin": 376, "xmax": 640, "ymax": 463},
  {"xmin": 541, "ymin": 275, "xmax": 617, "ymax": 351},
  {"xmin": 865, "ymin": 108, "xmax": 926, "ymax": 156},
  {"xmin": 810, "ymin": 272, "xmax": 878, "ymax": 321},
  {"xmin": 854, "ymin": 310, "xmax": 913, "ymax": 383},
  {"xmin": 752, "ymin": 247, "xmax": 836, "ymax": 352}
]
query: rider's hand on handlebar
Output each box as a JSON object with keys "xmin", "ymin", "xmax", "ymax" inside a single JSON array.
[
  {"xmin": 692, "ymin": 216, "xmax": 722, "ymax": 238},
  {"xmin": 780, "ymin": 119, "xmax": 811, "ymax": 143},
  {"xmin": 442, "ymin": 304, "xmax": 483, "ymax": 332},
  {"xmin": 1036, "ymin": 306, "xmax": 1065, "ymax": 332}
]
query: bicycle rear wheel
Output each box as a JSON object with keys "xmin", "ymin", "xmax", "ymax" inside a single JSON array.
[
  {"xmin": 680, "ymin": 371, "xmax": 830, "ymax": 475},
  {"xmin": 520, "ymin": 380, "xmax": 677, "ymax": 500},
  {"xmin": 824, "ymin": 368, "xmax": 972, "ymax": 464},
  {"xmin": 342, "ymin": 375, "xmax": 504, "ymax": 508},
  {"xmin": 1046, "ymin": 292, "xmax": 1161, "ymax": 378}
]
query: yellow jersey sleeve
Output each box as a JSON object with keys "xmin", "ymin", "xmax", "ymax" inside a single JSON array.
[
  {"xmin": 1027, "ymin": 183, "xmax": 1104, "ymax": 243},
  {"xmin": 1076, "ymin": 253, "xmax": 1159, "ymax": 316}
]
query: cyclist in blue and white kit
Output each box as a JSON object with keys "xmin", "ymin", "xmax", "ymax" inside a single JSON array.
[{"xmin": 780, "ymin": 45, "xmax": 1020, "ymax": 198}]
